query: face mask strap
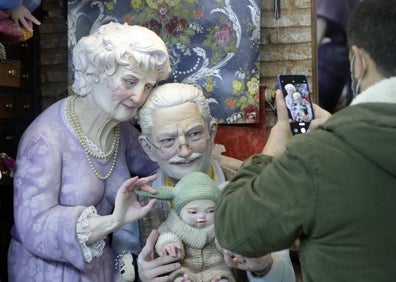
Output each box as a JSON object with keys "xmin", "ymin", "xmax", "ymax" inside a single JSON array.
[{"xmin": 350, "ymin": 49, "xmax": 366, "ymax": 97}]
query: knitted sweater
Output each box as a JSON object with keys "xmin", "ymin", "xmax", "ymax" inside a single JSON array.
[{"xmin": 156, "ymin": 210, "xmax": 236, "ymax": 282}]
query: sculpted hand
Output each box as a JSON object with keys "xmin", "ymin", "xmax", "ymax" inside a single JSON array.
[
  {"xmin": 10, "ymin": 4, "xmax": 41, "ymax": 32},
  {"xmin": 113, "ymin": 175, "xmax": 158, "ymax": 225},
  {"xmin": 223, "ymin": 250, "xmax": 273, "ymax": 275},
  {"xmin": 210, "ymin": 275, "xmax": 223, "ymax": 282},
  {"xmin": 138, "ymin": 229, "xmax": 181, "ymax": 282},
  {"xmin": 308, "ymin": 104, "xmax": 332, "ymax": 132},
  {"xmin": 177, "ymin": 274, "xmax": 192, "ymax": 282},
  {"xmin": 164, "ymin": 243, "xmax": 182, "ymax": 257},
  {"xmin": 262, "ymin": 90, "xmax": 292, "ymax": 158}
]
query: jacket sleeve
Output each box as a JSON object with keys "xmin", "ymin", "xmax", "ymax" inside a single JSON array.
[{"xmin": 215, "ymin": 141, "xmax": 318, "ymax": 258}]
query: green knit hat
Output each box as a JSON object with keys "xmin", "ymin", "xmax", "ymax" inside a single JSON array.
[{"xmin": 136, "ymin": 171, "xmax": 221, "ymax": 214}]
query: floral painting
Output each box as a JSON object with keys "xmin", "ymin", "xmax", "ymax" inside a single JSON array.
[{"xmin": 68, "ymin": 0, "xmax": 261, "ymax": 124}]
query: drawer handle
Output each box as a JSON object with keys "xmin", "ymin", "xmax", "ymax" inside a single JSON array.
[
  {"xmin": 5, "ymin": 136, "xmax": 14, "ymax": 140},
  {"xmin": 8, "ymin": 69, "xmax": 16, "ymax": 76},
  {"xmin": 23, "ymin": 104, "xmax": 31, "ymax": 110},
  {"xmin": 22, "ymin": 73, "xmax": 30, "ymax": 79},
  {"xmin": 5, "ymin": 103, "xmax": 13, "ymax": 109}
]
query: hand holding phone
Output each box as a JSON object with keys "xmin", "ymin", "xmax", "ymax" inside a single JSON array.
[{"xmin": 277, "ymin": 75, "xmax": 315, "ymax": 134}]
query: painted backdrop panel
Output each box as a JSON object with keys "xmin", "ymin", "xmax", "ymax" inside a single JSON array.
[{"xmin": 68, "ymin": 0, "xmax": 261, "ymax": 124}]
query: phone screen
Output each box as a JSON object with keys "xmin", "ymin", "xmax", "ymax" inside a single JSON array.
[{"xmin": 277, "ymin": 75, "xmax": 314, "ymax": 134}]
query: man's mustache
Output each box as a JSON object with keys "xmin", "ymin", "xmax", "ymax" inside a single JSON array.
[{"xmin": 168, "ymin": 153, "xmax": 202, "ymax": 164}]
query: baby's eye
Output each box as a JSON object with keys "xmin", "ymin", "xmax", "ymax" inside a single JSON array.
[{"xmin": 189, "ymin": 211, "xmax": 197, "ymax": 215}]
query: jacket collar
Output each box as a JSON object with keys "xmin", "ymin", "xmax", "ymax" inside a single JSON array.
[{"xmin": 351, "ymin": 77, "xmax": 396, "ymax": 105}]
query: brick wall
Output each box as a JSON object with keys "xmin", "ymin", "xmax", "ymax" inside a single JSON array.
[
  {"xmin": 39, "ymin": 0, "xmax": 68, "ymax": 110},
  {"xmin": 260, "ymin": 0, "xmax": 316, "ymax": 132},
  {"xmin": 261, "ymin": 0, "xmax": 314, "ymax": 83},
  {"xmin": 38, "ymin": 0, "xmax": 315, "ymax": 113}
]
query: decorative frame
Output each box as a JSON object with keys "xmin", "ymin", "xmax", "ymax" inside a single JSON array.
[{"xmin": 68, "ymin": 0, "xmax": 261, "ymax": 124}]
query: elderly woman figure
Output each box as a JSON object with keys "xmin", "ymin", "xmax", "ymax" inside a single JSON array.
[{"xmin": 7, "ymin": 22, "xmax": 170, "ymax": 281}]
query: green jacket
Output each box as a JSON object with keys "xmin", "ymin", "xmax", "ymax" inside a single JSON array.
[{"xmin": 215, "ymin": 77, "xmax": 396, "ymax": 282}]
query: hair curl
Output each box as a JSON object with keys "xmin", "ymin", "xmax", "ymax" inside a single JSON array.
[{"xmin": 72, "ymin": 22, "xmax": 171, "ymax": 96}]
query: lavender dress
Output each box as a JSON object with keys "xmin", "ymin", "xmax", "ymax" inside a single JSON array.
[{"xmin": 7, "ymin": 97, "xmax": 158, "ymax": 281}]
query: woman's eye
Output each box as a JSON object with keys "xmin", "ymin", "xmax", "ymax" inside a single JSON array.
[{"xmin": 122, "ymin": 79, "xmax": 136, "ymax": 88}]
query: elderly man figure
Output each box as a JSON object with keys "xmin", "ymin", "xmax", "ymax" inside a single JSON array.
[{"xmin": 113, "ymin": 83, "xmax": 296, "ymax": 282}]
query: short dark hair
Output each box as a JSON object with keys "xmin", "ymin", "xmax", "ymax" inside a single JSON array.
[{"xmin": 347, "ymin": 0, "xmax": 396, "ymax": 77}]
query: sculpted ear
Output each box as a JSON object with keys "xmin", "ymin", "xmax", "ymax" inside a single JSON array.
[
  {"xmin": 209, "ymin": 119, "xmax": 218, "ymax": 146},
  {"xmin": 139, "ymin": 136, "xmax": 157, "ymax": 161}
]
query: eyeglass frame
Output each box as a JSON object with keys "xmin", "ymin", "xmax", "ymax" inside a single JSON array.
[{"xmin": 144, "ymin": 130, "xmax": 211, "ymax": 155}]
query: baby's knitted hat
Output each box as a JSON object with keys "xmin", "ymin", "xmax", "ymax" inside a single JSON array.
[{"xmin": 136, "ymin": 171, "xmax": 221, "ymax": 214}]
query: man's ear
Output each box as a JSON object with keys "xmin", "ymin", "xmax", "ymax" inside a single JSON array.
[
  {"xmin": 351, "ymin": 45, "xmax": 366, "ymax": 79},
  {"xmin": 209, "ymin": 119, "xmax": 218, "ymax": 146},
  {"xmin": 139, "ymin": 135, "xmax": 157, "ymax": 161}
]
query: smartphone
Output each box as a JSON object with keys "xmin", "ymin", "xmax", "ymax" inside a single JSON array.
[{"xmin": 277, "ymin": 74, "xmax": 315, "ymax": 134}]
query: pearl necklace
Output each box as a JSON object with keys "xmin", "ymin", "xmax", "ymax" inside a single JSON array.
[{"xmin": 66, "ymin": 95, "xmax": 120, "ymax": 180}]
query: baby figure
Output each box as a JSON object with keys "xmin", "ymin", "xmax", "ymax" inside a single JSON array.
[{"xmin": 137, "ymin": 171, "xmax": 236, "ymax": 282}]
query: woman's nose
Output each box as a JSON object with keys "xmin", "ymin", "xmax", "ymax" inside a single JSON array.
[{"xmin": 129, "ymin": 85, "xmax": 150, "ymax": 106}]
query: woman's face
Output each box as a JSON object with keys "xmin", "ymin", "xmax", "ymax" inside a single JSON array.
[{"xmin": 92, "ymin": 65, "xmax": 158, "ymax": 122}]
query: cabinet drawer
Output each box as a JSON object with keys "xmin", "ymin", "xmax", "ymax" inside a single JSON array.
[
  {"xmin": 6, "ymin": 39, "xmax": 33, "ymax": 62},
  {"xmin": 0, "ymin": 60, "xmax": 21, "ymax": 87},
  {"xmin": 0, "ymin": 97, "xmax": 14, "ymax": 118},
  {"xmin": 0, "ymin": 123, "xmax": 17, "ymax": 151},
  {"xmin": 20, "ymin": 65, "xmax": 33, "ymax": 88},
  {"xmin": 15, "ymin": 95, "xmax": 32, "ymax": 118}
]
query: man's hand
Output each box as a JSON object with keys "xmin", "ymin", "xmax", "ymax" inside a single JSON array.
[
  {"xmin": 223, "ymin": 250, "xmax": 273, "ymax": 276},
  {"xmin": 262, "ymin": 90, "xmax": 292, "ymax": 158},
  {"xmin": 138, "ymin": 229, "xmax": 181, "ymax": 282},
  {"xmin": 308, "ymin": 103, "xmax": 332, "ymax": 132}
]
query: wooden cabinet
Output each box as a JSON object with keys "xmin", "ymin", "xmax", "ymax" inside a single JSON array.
[
  {"xmin": 0, "ymin": 36, "xmax": 40, "ymax": 282},
  {"xmin": 0, "ymin": 60, "xmax": 21, "ymax": 88}
]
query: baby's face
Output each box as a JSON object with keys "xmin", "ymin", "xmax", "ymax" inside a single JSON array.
[{"xmin": 179, "ymin": 199, "xmax": 216, "ymax": 228}]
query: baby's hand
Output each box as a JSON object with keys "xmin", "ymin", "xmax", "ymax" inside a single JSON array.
[
  {"xmin": 211, "ymin": 276, "xmax": 228, "ymax": 282},
  {"xmin": 163, "ymin": 243, "xmax": 181, "ymax": 257},
  {"xmin": 175, "ymin": 274, "xmax": 191, "ymax": 282}
]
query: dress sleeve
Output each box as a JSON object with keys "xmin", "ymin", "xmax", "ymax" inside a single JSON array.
[
  {"xmin": 13, "ymin": 128, "xmax": 91, "ymax": 270},
  {"xmin": 76, "ymin": 206, "xmax": 106, "ymax": 263}
]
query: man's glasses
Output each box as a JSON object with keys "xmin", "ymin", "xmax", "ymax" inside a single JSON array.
[{"xmin": 146, "ymin": 131, "xmax": 210, "ymax": 155}]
